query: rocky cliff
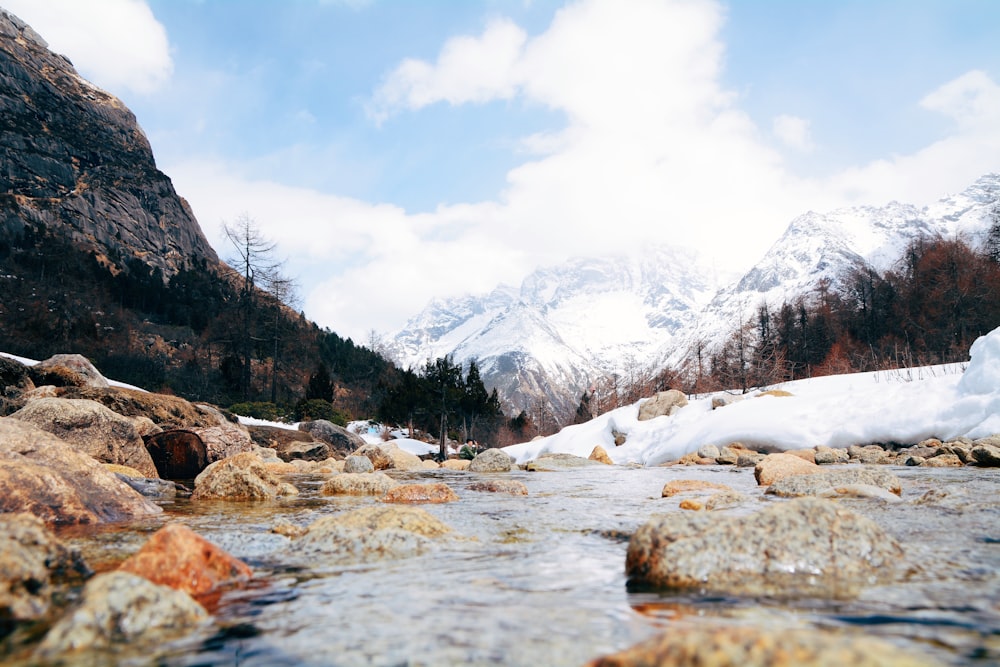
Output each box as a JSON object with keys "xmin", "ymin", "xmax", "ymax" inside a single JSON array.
[{"xmin": 0, "ymin": 8, "xmax": 218, "ymax": 277}]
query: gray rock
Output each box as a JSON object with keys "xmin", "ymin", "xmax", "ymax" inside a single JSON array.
[
  {"xmin": 321, "ymin": 472, "xmax": 398, "ymax": 496},
  {"xmin": 765, "ymin": 467, "xmax": 902, "ymax": 498},
  {"xmin": 276, "ymin": 440, "xmax": 331, "ymax": 462},
  {"xmin": 637, "ymin": 390, "xmax": 688, "ymax": 421},
  {"xmin": 525, "ymin": 453, "xmax": 604, "ymax": 471},
  {"xmin": 115, "ymin": 474, "xmax": 180, "ymax": 499},
  {"xmin": 469, "ymin": 448, "xmax": 514, "ymax": 472},
  {"xmin": 626, "ymin": 497, "xmax": 903, "ymax": 597},
  {"xmin": 36, "ymin": 572, "xmax": 208, "ymax": 658},
  {"xmin": 353, "ymin": 442, "xmax": 395, "ymax": 470},
  {"xmin": 298, "ymin": 420, "xmax": 365, "ymax": 457},
  {"xmin": 814, "ymin": 446, "xmax": 849, "ymax": 465},
  {"xmin": 344, "ymin": 454, "xmax": 375, "ymax": 474},
  {"xmin": 33, "ymin": 354, "xmax": 110, "ymax": 389},
  {"xmin": 849, "ymin": 444, "xmax": 891, "ymax": 464},
  {"xmin": 972, "ymin": 443, "xmax": 1000, "ymax": 467},
  {"xmin": 696, "ymin": 444, "xmax": 720, "ymax": 460},
  {"xmin": 190, "ymin": 424, "xmax": 254, "ymax": 463}
]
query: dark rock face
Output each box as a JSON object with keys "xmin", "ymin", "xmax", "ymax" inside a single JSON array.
[
  {"xmin": 143, "ymin": 429, "xmax": 208, "ymax": 479},
  {"xmin": 0, "ymin": 9, "xmax": 218, "ymax": 278}
]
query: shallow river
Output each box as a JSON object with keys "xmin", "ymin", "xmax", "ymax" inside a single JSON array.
[{"xmin": 50, "ymin": 464, "xmax": 1000, "ymax": 665}]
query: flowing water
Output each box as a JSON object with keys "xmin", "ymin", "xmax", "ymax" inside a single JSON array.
[{"xmin": 39, "ymin": 465, "xmax": 1000, "ymax": 665}]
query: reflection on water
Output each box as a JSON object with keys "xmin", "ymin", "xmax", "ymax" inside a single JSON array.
[{"xmin": 51, "ymin": 466, "xmax": 1000, "ymax": 665}]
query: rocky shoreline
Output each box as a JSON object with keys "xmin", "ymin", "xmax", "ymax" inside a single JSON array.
[{"xmin": 2, "ymin": 353, "xmax": 999, "ymax": 665}]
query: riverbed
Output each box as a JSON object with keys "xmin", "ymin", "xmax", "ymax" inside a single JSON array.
[{"xmin": 47, "ymin": 464, "xmax": 1000, "ymax": 666}]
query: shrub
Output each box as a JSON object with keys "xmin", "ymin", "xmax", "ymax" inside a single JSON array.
[
  {"xmin": 294, "ymin": 398, "xmax": 349, "ymax": 426},
  {"xmin": 228, "ymin": 401, "xmax": 292, "ymax": 423}
]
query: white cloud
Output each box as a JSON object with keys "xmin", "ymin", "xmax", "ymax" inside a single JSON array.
[
  {"xmin": 920, "ymin": 69, "xmax": 1000, "ymax": 130},
  {"xmin": 2, "ymin": 0, "xmax": 172, "ymax": 94},
  {"xmin": 772, "ymin": 114, "xmax": 814, "ymax": 151}
]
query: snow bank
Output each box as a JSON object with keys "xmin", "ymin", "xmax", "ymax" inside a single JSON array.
[{"xmin": 504, "ymin": 326, "xmax": 1000, "ymax": 466}]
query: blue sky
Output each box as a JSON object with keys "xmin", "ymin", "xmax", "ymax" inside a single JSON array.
[{"xmin": 6, "ymin": 0, "xmax": 1000, "ymax": 341}]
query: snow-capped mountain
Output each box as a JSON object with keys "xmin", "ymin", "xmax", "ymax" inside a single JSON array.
[
  {"xmin": 387, "ymin": 246, "xmax": 717, "ymax": 419},
  {"xmin": 390, "ymin": 174, "xmax": 1000, "ymax": 421}
]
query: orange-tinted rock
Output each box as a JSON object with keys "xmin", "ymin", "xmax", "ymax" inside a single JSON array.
[
  {"xmin": 588, "ymin": 446, "xmax": 613, "ymax": 465},
  {"xmin": 661, "ymin": 479, "xmax": 733, "ymax": 498},
  {"xmin": 754, "ymin": 452, "xmax": 821, "ymax": 486},
  {"xmin": 118, "ymin": 523, "xmax": 252, "ymax": 600},
  {"xmin": 382, "ymin": 482, "xmax": 459, "ymax": 504}
]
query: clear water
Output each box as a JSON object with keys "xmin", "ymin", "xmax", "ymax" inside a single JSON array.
[{"xmin": 36, "ymin": 465, "xmax": 1000, "ymax": 665}]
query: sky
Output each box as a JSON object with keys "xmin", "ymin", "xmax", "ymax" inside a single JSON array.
[
  {"xmin": 506, "ymin": 325, "xmax": 1000, "ymax": 464},
  {"xmin": 4, "ymin": 0, "xmax": 1000, "ymax": 342}
]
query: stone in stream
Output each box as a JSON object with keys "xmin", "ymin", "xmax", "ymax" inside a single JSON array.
[
  {"xmin": 586, "ymin": 624, "xmax": 936, "ymax": 667},
  {"xmin": 525, "ymin": 452, "xmax": 604, "ymax": 471},
  {"xmin": 468, "ymin": 479, "xmax": 529, "ymax": 495},
  {"xmin": 0, "ymin": 417, "xmax": 163, "ymax": 525},
  {"xmin": 0, "ymin": 513, "xmax": 90, "ymax": 623},
  {"xmin": 469, "ymin": 447, "xmax": 515, "ymax": 472},
  {"xmin": 35, "ymin": 572, "xmax": 209, "ymax": 659},
  {"xmin": 117, "ymin": 523, "xmax": 252, "ymax": 599},
  {"xmin": 754, "ymin": 452, "xmax": 821, "ymax": 486},
  {"xmin": 353, "ymin": 442, "xmax": 396, "ymax": 470},
  {"xmin": 284, "ymin": 505, "xmax": 452, "ymax": 567},
  {"xmin": 626, "ymin": 497, "xmax": 903, "ymax": 598},
  {"xmin": 765, "ymin": 467, "xmax": 901, "ymax": 498},
  {"xmin": 343, "ymin": 454, "xmax": 375, "ymax": 474},
  {"xmin": 191, "ymin": 452, "xmax": 299, "ymax": 500},
  {"xmin": 382, "ymin": 482, "xmax": 459, "ymax": 504},
  {"xmin": 321, "ymin": 472, "xmax": 398, "ymax": 496}
]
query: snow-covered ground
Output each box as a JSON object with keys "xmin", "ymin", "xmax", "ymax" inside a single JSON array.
[{"xmin": 504, "ymin": 326, "xmax": 1000, "ymax": 466}]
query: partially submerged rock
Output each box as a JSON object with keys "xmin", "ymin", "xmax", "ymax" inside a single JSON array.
[
  {"xmin": 661, "ymin": 479, "xmax": 733, "ymax": 498},
  {"xmin": 754, "ymin": 452, "xmax": 821, "ymax": 486},
  {"xmin": 118, "ymin": 523, "xmax": 252, "ymax": 599},
  {"xmin": 320, "ymin": 472, "xmax": 398, "ymax": 496},
  {"xmin": 0, "ymin": 418, "xmax": 163, "ymax": 524},
  {"xmin": 35, "ymin": 572, "xmax": 208, "ymax": 658},
  {"xmin": 284, "ymin": 505, "xmax": 452, "ymax": 567},
  {"xmin": 382, "ymin": 482, "xmax": 459, "ymax": 504},
  {"xmin": 467, "ymin": 479, "xmax": 529, "ymax": 495},
  {"xmin": 626, "ymin": 497, "xmax": 903, "ymax": 598},
  {"xmin": 191, "ymin": 452, "xmax": 299, "ymax": 500},
  {"xmin": 0, "ymin": 513, "xmax": 90, "ymax": 623},
  {"xmin": 469, "ymin": 448, "xmax": 514, "ymax": 472},
  {"xmin": 765, "ymin": 467, "xmax": 902, "ymax": 498},
  {"xmin": 525, "ymin": 452, "xmax": 604, "ymax": 471},
  {"xmin": 343, "ymin": 454, "xmax": 375, "ymax": 473}
]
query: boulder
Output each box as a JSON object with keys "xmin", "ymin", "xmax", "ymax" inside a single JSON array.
[
  {"xmin": 35, "ymin": 572, "xmax": 208, "ymax": 658},
  {"xmin": 31, "ymin": 354, "xmax": 109, "ymax": 389},
  {"xmin": 525, "ymin": 453, "xmax": 603, "ymax": 471},
  {"xmin": 754, "ymin": 452, "xmax": 821, "ymax": 486},
  {"xmin": 343, "ymin": 454, "xmax": 375, "ymax": 474},
  {"xmin": 56, "ymin": 386, "xmax": 218, "ymax": 429},
  {"xmin": 382, "ymin": 482, "xmax": 459, "ymax": 504},
  {"xmin": 814, "ymin": 446, "xmax": 850, "ymax": 465},
  {"xmin": 246, "ymin": 424, "xmax": 315, "ymax": 450},
  {"xmin": 142, "ymin": 429, "xmax": 208, "ymax": 478},
  {"xmin": 190, "ymin": 424, "xmax": 254, "ymax": 463},
  {"xmin": 353, "ymin": 442, "xmax": 395, "ymax": 470},
  {"xmin": 586, "ymin": 625, "xmax": 935, "ymax": 667},
  {"xmin": 715, "ymin": 443, "xmax": 755, "ymax": 465},
  {"xmin": 11, "ymin": 397, "xmax": 158, "ymax": 477},
  {"xmin": 0, "ymin": 418, "xmax": 163, "ymax": 524},
  {"xmin": 191, "ymin": 452, "xmax": 299, "ymax": 500},
  {"xmin": 469, "ymin": 448, "xmax": 515, "ymax": 472},
  {"xmin": 660, "ymin": 479, "xmax": 734, "ymax": 498},
  {"xmin": 637, "ymin": 390, "xmax": 688, "ymax": 421},
  {"xmin": 626, "ymin": 497, "xmax": 902, "ymax": 597},
  {"xmin": 467, "ymin": 479, "xmax": 529, "ymax": 495},
  {"xmin": 298, "ymin": 420, "xmax": 365, "ymax": 457},
  {"xmin": 849, "ymin": 444, "xmax": 891, "ymax": 465},
  {"xmin": 588, "ymin": 446, "xmax": 613, "ymax": 465},
  {"xmin": 972, "ymin": 443, "xmax": 1000, "ymax": 467},
  {"xmin": 0, "ymin": 354, "xmax": 34, "ymax": 415},
  {"xmin": 704, "ymin": 491, "xmax": 747, "ymax": 510},
  {"xmin": 696, "ymin": 444, "xmax": 720, "ymax": 460},
  {"xmin": 284, "ymin": 505, "xmax": 451, "ymax": 567},
  {"xmin": 275, "ymin": 439, "xmax": 330, "ymax": 462},
  {"xmin": 118, "ymin": 523, "xmax": 252, "ymax": 598},
  {"xmin": 920, "ymin": 453, "xmax": 964, "ymax": 467},
  {"xmin": 765, "ymin": 467, "xmax": 902, "ymax": 498},
  {"xmin": 321, "ymin": 472, "xmax": 398, "ymax": 496},
  {"xmin": 0, "ymin": 513, "xmax": 90, "ymax": 623},
  {"xmin": 440, "ymin": 459, "xmax": 471, "ymax": 471},
  {"xmin": 385, "ymin": 445, "xmax": 424, "ymax": 471},
  {"xmin": 115, "ymin": 474, "xmax": 183, "ymax": 500}
]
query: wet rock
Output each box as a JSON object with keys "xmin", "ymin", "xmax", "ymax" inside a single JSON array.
[
  {"xmin": 284, "ymin": 505, "xmax": 452, "ymax": 566},
  {"xmin": 626, "ymin": 497, "xmax": 902, "ymax": 597},
  {"xmin": 678, "ymin": 499, "xmax": 703, "ymax": 511},
  {"xmin": 191, "ymin": 452, "xmax": 299, "ymax": 500},
  {"xmin": 191, "ymin": 424, "xmax": 254, "ymax": 463},
  {"xmin": 298, "ymin": 420, "xmax": 365, "ymax": 457},
  {"xmin": 586, "ymin": 624, "xmax": 935, "ymax": 667},
  {"xmin": 972, "ymin": 443, "xmax": 1000, "ymax": 467},
  {"xmin": 320, "ymin": 472, "xmax": 398, "ymax": 496},
  {"xmin": 661, "ymin": 479, "xmax": 734, "ymax": 498},
  {"xmin": 704, "ymin": 490, "xmax": 747, "ymax": 510},
  {"xmin": 903, "ymin": 455, "xmax": 927, "ymax": 466},
  {"xmin": 637, "ymin": 390, "xmax": 688, "ymax": 421},
  {"xmin": 353, "ymin": 442, "xmax": 396, "ymax": 470},
  {"xmin": 32, "ymin": 354, "xmax": 109, "ymax": 389},
  {"xmin": 814, "ymin": 446, "xmax": 849, "ymax": 464},
  {"xmin": 142, "ymin": 429, "xmax": 208, "ymax": 478},
  {"xmin": 468, "ymin": 479, "xmax": 528, "ymax": 495},
  {"xmin": 118, "ymin": 523, "xmax": 252, "ymax": 598},
  {"xmin": 715, "ymin": 443, "xmax": 755, "ymax": 465},
  {"xmin": 469, "ymin": 448, "xmax": 514, "ymax": 472},
  {"xmin": 0, "ymin": 513, "xmax": 90, "ymax": 623},
  {"xmin": 440, "ymin": 459, "xmax": 471, "ymax": 471},
  {"xmin": 275, "ymin": 440, "xmax": 331, "ymax": 462},
  {"xmin": 115, "ymin": 474, "xmax": 180, "ymax": 499},
  {"xmin": 696, "ymin": 444, "xmax": 720, "ymax": 460},
  {"xmin": 588, "ymin": 446, "xmax": 613, "ymax": 465},
  {"xmin": 525, "ymin": 453, "xmax": 603, "ymax": 471},
  {"xmin": 816, "ymin": 484, "xmax": 904, "ymax": 503},
  {"xmin": 382, "ymin": 482, "xmax": 459, "ymax": 504},
  {"xmin": 11, "ymin": 397, "xmax": 158, "ymax": 477},
  {"xmin": 0, "ymin": 418, "xmax": 163, "ymax": 524},
  {"xmin": 765, "ymin": 468, "xmax": 902, "ymax": 498},
  {"xmin": 754, "ymin": 452, "xmax": 821, "ymax": 486},
  {"xmin": 35, "ymin": 572, "xmax": 208, "ymax": 658},
  {"xmin": 343, "ymin": 454, "xmax": 375, "ymax": 474}
]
